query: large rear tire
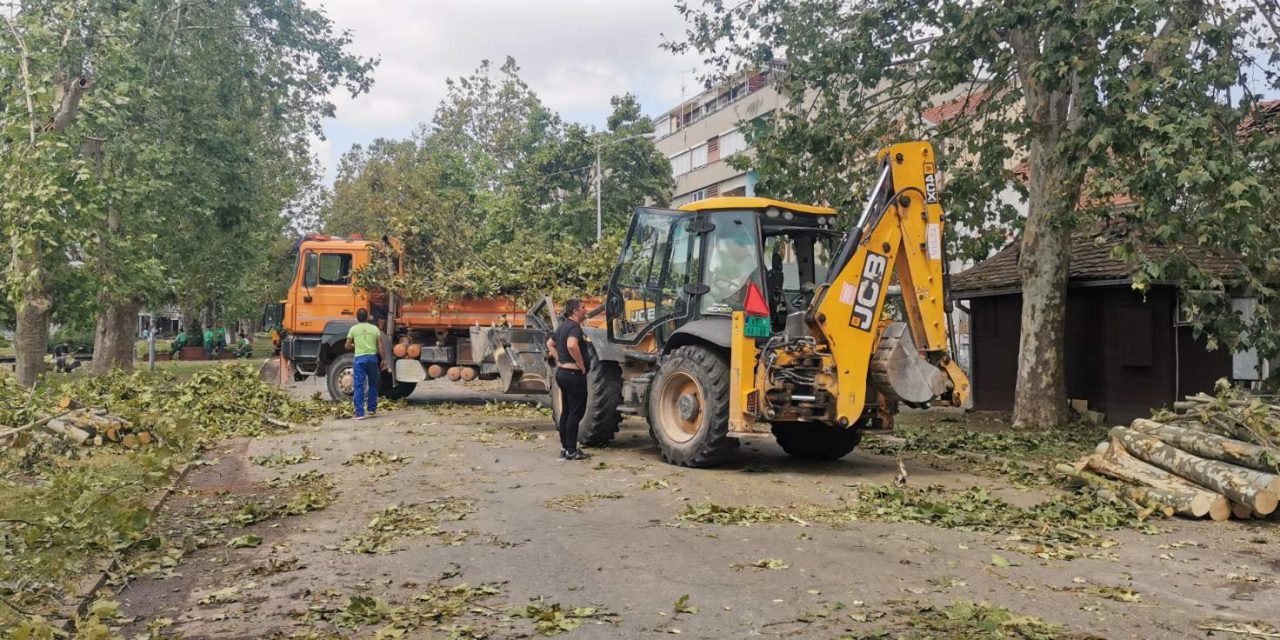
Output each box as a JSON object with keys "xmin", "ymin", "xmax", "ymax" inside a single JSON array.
[
  {"xmin": 326, "ymin": 353, "xmax": 355, "ymax": 402},
  {"xmin": 771, "ymin": 421, "xmax": 862, "ymax": 460},
  {"xmin": 550, "ymin": 345, "xmax": 623, "ymax": 446},
  {"xmin": 648, "ymin": 345, "xmax": 735, "ymax": 467}
]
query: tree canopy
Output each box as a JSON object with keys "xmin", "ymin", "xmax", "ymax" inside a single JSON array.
[
  {"xmin": 326, "ymin": 57, "xmax": 672, "ymax": 303},
  {"xmin": 1, "ymin": 0, "xmax": 374, "ymax": 379},
  {"xmin": 672, "ymin": 0, "xmax": 1280, "ymax": 425}
]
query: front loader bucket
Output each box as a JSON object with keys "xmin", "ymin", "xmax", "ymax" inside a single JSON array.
[{"xmin": 493, "ymin": 326, "xmax": 554, "ymax": 395}]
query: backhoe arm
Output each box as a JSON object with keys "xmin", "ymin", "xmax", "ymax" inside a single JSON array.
[{"xmin": 807, "ymin": 141, "xmax": 971, "ymax": 426}]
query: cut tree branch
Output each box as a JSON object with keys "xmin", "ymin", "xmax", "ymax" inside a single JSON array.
[{"xmin": 45, "ymin": 73, "xmax": 91, "ymax": 133}]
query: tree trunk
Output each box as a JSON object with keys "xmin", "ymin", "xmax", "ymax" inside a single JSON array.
[
  {"xmin": 11, "ymin": 234, "xmax": 50, "ymax": 387},
  {"xmin": 1111, "ymin": 427, "xmax": 1279, "ymax": 515},
  {"xmin": 1131, "ymin": 419, "xmax": 1280, "ymax": 473},
  {"xmin": 1008, "ymin": 41, "xmax": 1078, "ymax": 429},
  {"xmin": 92, "ymin": 300, "xmax": 142, "ymax": 374}
]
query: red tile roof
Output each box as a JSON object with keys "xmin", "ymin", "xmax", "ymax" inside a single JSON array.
[{"xmin": 922, "ymin": 90, "xmax": 990, "ymax": 125}]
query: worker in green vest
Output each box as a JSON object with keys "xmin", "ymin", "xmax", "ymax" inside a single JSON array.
[
  {"xmin": 345, "ymin": 309, "xmax": 390, "ymax": 419},
  {"xmin": 203, "ymin": 327, "xmax": 215, "ymax": 359},
  {"xmin": 170, "ymin": 329, "xmax": 188, "ymax": 360},
  {"xmin": 234, "ymin": 332, "xmax": 253, "ymax": 358}
]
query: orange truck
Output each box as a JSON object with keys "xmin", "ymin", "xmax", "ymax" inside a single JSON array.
[{"xmin": 277, "ymin": 233, "xmax": 578, "ymax": 401}]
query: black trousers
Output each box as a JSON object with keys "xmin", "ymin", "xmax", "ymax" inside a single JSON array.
[{"xmin": 556, "ymin": 368, "xmax": 587, "ymax": 452}]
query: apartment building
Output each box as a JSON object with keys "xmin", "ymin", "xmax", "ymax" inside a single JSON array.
[{"xmin": 653, "ymin": 62, "xmax": 787, "ymax": 207}]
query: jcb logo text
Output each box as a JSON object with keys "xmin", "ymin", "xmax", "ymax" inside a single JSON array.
[{"xmin": 850, "ymin": 252, "xmax": 887, "ymax": 331}]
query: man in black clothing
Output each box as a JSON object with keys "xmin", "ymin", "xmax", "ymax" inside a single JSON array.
[{"xmin": 547, "ymin": 298, "xmax": 591, "ymax": 460}]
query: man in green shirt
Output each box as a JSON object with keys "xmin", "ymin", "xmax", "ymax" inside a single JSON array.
[
  {"xmin": 234, "ymin": 332, "xmax": 253, "ymax": 358},
  {"xmin": 345, "ymin": 308, "xmax": 389, "ymax": 419},
  {"xmin": 202, "ymin": 327, "xmax": 215, "ymax": 359},
  {"xmin": 170, "ymin": 329, "xmax": 187, "ymax": 360}
]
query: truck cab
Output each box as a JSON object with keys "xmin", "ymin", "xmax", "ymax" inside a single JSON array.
[{"xmin": 280, "ymin": 234, "xmax": 382, "ymax": 384}]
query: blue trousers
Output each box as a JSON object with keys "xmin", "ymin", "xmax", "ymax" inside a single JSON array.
[{"xmin": 352, "ymin": 355, "xmax": 380, "ymax": 417}]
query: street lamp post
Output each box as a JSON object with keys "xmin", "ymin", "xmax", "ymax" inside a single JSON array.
[{"xmin": 595, "ymin": 132, "xmax": 658, "ymax": 241}]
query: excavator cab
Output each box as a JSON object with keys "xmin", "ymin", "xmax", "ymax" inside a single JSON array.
[{"xmin": 604, "ymin": 201, "xmax": 841, "ymax": 350}]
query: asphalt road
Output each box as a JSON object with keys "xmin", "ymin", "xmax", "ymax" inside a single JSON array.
[{"xmin": 113, "ymin": 380, "xmax": 1280, "ymax": 639}]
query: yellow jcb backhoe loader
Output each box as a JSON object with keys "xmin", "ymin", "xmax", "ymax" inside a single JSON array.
[{"xmin": 488, "ymin": 140, "xmax": 971, "ymax": 467}]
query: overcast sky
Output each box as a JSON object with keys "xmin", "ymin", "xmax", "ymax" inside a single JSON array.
[{"xmin": 304, "ymin": 0, "xmax": 704, "ymax": 184}]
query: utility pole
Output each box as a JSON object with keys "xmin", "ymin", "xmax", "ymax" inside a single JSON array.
[
  {"xmin": 595, "ymin": 145, "xmax": 603, "ymax": 241},
  {"xmin": 595, "ymin": 131, "xmax": 658, "ymax": 242}
]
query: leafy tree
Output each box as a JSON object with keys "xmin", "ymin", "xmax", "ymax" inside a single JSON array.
[
  {"xmin": 1, "ymin": 0, "xmax": 375, "ymax": 380},
  {"xmin": 672, "ymin": 0, "xmax": 1280, "ymax": 427},
  {"xmin": 326, "ymin": 59, "xmax": 672, "ymax": 301}
]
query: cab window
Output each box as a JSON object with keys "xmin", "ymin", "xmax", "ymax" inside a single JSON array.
[
  {"xmin": 303, "ymin": 252, "xmax": 318, "ymax": 288},
  {"xmin": 317, "ymin": 253, "xmax": 353, "ymax": 286},
  {"xmin": 701, "ymin": 212, "xmax": 764, "ymax": 315}
]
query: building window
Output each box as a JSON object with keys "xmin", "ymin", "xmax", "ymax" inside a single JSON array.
[
  {"xmin": 720, "ymin": 128, "xmax": 747, "ymax": 156},
  {"xmin": 670, "ymin": 151, "xmax": 691, "ymax": 176},
  {"xmin": 691, "ymin": 144, "xmax": 708, "ymax": 169},
  {"xmin": 655, "ymin": 117, "xmax": 671, "ymax": 137},
  {"xmin": 707, "ymin": 136, "xmax": 720, "ymax": 163}
]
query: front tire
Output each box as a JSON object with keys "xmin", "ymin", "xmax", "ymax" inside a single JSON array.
[
  {"xmin": 648, "ymin": 345, "xmax": 735, "ymax": 467},
  {"xmin": 326, "ymin": 353, "xmax": 355, "ymax": 402},
  {"xmin": 771, "ymin": 421, "xmax": 862, "ymax": 460}
]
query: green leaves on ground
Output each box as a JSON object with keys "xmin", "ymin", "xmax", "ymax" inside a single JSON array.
[
  {"xmin": 864, "ymin": 420, "xmax": 1108, "ymax": 464},
  {"xmin": 900, "ymin": 600, "xmax": 1084, "ymax": 640},
  {"xmin": 752, "ymin": 558, "xmax": 790, "ymax": 570},
  {"xmin": 295, "ymin": 583, "xmax": 612, "ymax": 638},
  {"xmin": 543, "ymin": 492, "xmax": 625, "ymax": 512},
  {"xmin": 339, "ymin": 500, "xmax": 476, "ymax": 554},
  {"xmin": 0, "ymin": 366, "xmax": 339, "ymax": 627},
  {"xmin": 344, "ymin": 450, "xmax": 412, "ymax": 471},
  {"xmin": 672, "ymin": 594, "xmax": 699, "ymax": 615},
  {"xmin": 681, "ymin": 482, "xmax": 1147, "ymax": 560},
  {"xmin": 252, "ymin": 447, "xmax": 320, "ymax": 468},
  {"xmin": 510, "ymin": 599, "xmax": 616, "ymax": 636}
]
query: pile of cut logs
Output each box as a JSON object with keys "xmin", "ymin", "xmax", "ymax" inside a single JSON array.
[
  {"xmin": 0, "ymin": 398, "xmax": 155, "ymax": 448},
  {"xmin": 1062, "ymin": 391, "xmax": 1279, "ymax": 521}
]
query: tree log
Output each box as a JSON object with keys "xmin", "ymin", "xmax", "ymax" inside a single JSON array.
[
  {"xmin": 41, "ymin": 417, "xmax": 93, "ymax": 445},
  {"xmin": 1085, "ymin": 442, "xmax": 1229, "ymax": 520},
  {"xmin": 1131, "ymin": 419, "xmax": 1280, "ymax": 473},
  {"xmin": 1111, "ymin": 427, "xmax": 1279, "ymax": 515},
  {"xmin": 1231, "ymin": 501, "xmax": 1254, "ymax": 519},
  {"xmin": 1049, "ymin": 460, "xmax": 1172, "ymax": 514},
  {"xmin": 0, "ymin": 411, "xmax": 69, "ymax": 442}
]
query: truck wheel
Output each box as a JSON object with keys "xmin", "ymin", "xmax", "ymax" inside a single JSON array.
[
  {"xmin": 326, "ymin": 353, "xmax": 355, "ymax": 402},
  {"xmin": 648, "ymin": 345, "xmax": 735, "ymax": 467},
  {"xmin": 382, "ymin": 381, "xmax": 417, "ymax": 400},
  {"xmin": 771, "ymin": 422, "xmax": 862, "ymax": 460},
  {"xmin": 549, "ymin": 347, "xmax": 623, "ymax": 446}
]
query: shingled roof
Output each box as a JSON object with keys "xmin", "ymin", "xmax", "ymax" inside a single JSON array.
[{"xmin": 951, "ymin": 233, "xmax": 1243, "ymax": 297}]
